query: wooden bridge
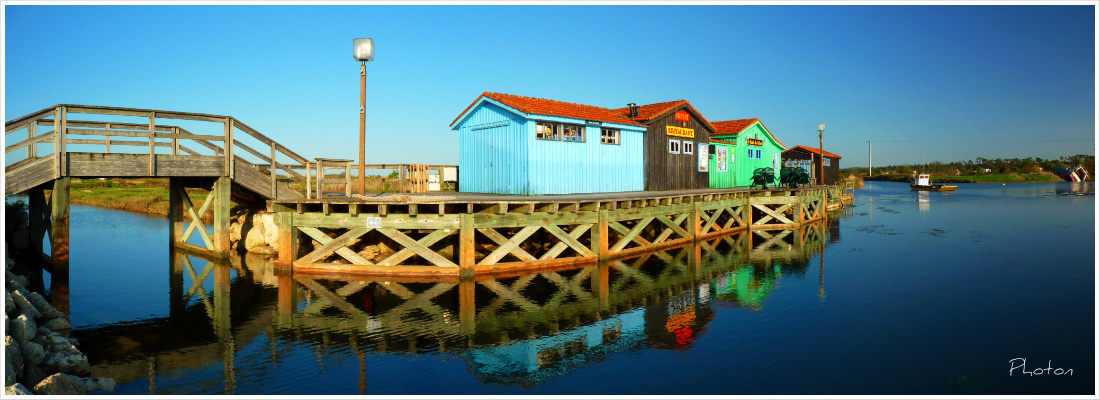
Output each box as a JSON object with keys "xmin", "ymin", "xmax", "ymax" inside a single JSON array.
[{"xmin": 5, "ymin": 105, "xmax": 326, "ymax": 275}]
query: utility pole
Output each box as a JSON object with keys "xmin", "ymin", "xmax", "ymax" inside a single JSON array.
[{"xmin": 868, "ymin": 140, "xmax": 872, "ymax": 177}]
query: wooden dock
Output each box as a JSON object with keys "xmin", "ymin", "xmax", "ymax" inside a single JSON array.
[
  {"xmin": 270, "ymin": 185, "xmax": 842, "ymax": 278},
  {"xmin": 5, "ymin": 104, "xmax": 854, "ymax": 282}
]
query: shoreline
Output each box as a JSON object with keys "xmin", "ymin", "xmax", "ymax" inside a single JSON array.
[{"xmin": 4, "ymin": 246, "xmax": 116, "ymax": 395}]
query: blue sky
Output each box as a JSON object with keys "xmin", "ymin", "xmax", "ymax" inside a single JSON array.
[{"xmin": 3, "ymin": 4, "xmax": 1096, "ymax": 170}]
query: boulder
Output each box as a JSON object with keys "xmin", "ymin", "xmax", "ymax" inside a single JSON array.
[
  {"xmin": 260, "ymin": 213, "xmax": 279, "ymax": 248},
  {"xmin": 25, "ymin": 292, "xmax": 64, "ymax": 319},
  {"xmin": 20, "ymin": 341, "xmax": 44, "ymax": 368},
  {"xmin": 6, "ymin": 383, "xmax": 33, "ymax": 395},
  {"xmin": 230, "ymin": 222, "xmax": 243, "ymax": 243},
  {"xmin": 5, "ymin": 292, "xmax": 14, "ymax": 314},
  {"xmin": 81, "ymin": 377, "xmax": 116, "ymax": 393},
  {"xmin": 21, "ymin": 366, "xmax": 46, "ymax": 389},
  {"xmin": 248, "ymin": 245, "xmax": 278, "ymax": 255},
  {"xmin": 9, "ymin": 290, "xmax": 41, "ymax": 319},
  {"xmin": 10, "ymin": 313, "xmax": 36, "ymax": 344},
  {"xmin": 358, "ymin": 245, "xmax": 380, "ymax": 261},
  {"xmin": 41, "ymin": 318, "xmax": 70, "ymax": 332},
  {"xmin": 32, "ymin": 373, "xmax": 85, "ymax": 395},
  {"xmin": 6, "ymin": 270, "xmax": 28, "ymax": 290},
  {"xmin": 5, "ymin": 336, "xmax": 23, "ymax": 381},
  {"xmin": 244, "ymin": 224, "xmax": 267, "ymax": 251},
  {"xmin": 41, "ymin": 351, "xmax": 90, "ymax": 376},
  {"xmin": 5, "ymin": 358, "xmax": 14, "ymax": 387}
]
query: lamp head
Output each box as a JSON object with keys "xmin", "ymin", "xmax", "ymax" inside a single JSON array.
[
  {"xmin": 353, "ymin": 38, "xmax": 375, "ymax": 62},
  {"xmin": 817, "ymin": 123, "xmax": 825, "ymax": 133}
]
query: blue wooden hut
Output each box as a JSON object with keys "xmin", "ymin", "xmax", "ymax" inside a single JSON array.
[{"xmin": 450, "ymin": 92, "xmax": 648, "ymax": 195}]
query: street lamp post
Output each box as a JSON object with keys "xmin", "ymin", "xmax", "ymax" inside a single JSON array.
[
  {"xmin": 817, "ymin": 123, "xmax": 825, "ymax": 186},
  {"xmin": 353, "ymin": 38, "xmax": 375, "ymax": 196}
]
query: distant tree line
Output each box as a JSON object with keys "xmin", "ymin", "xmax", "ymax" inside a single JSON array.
[{"xmin": 841, "ymin": 154, "xmax": 1095, "ymax": 176}]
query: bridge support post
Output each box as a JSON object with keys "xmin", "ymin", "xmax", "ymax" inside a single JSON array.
[
  {"xmin": 168, "ymin": 178, "xmax": 185, "ymax": 246},
  {"xmin": 28, "ymin": 184, "xmax": 47, "ymax": 257},
  {"xmin": 49, "ymin": 177, "xmax": 70, "ymax": 315},
  {"xmin": 212, "ymin": 176, "xmax": 232, "ymax": 258},
  {"xmin": 275, "ymin": 212, "xmax": 297, "ymax": 270}
]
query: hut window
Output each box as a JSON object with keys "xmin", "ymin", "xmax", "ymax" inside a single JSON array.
[
  {"xmin": 755, "ymin": 149, "xmax": 762, "ymax": 159},
  {"xmin": 600, "ymin": 128, "xmax": 620, "ymax": 145},
  {"xmin": 747, "ymin": 148, "xmax": 753, "ymax": 159},
  {"xmin": 825, "ymin": 158, "xmax": 831, "ymax": 166},
  {"xmin": 668, "ymin": 139, "xmax": 680, "ymax": 154},
  {"xmin": 536, "ymin": 121, "xmax": 560, "ymax": 140},
  {"xmin": 682, "ymin": 140, "xmax": 694, "ymax": 155},
  {"xmin": 562, "ymin": 124, "xmax": 585, "ymax": 142}
]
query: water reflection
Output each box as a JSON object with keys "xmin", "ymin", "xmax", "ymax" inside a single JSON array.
[{"xmin": 74, "ymin": 215, "xmax": 843, "ymax": 394}]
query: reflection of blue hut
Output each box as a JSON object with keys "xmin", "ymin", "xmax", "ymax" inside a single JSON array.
[{"xmin": 464, "ymin": 309, "xmax": 646, "ymax": 386}]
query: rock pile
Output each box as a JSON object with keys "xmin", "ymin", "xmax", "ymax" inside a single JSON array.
[
  {"xmin": 229, "ymin": 209, "xmax": 279, "ymax": 255},
  {"xmin": 5, "ymin": 245, "xmax": 115, "ymax": 395}
]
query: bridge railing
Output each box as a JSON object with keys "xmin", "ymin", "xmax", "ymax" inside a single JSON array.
[{"xmin": 5, "ymin": 105, "xmax": 311, "ymax": 199}]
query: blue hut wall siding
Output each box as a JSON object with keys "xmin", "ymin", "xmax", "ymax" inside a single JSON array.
[
  {"xmin": 457, "ymin": 101, "xmax": 530, "ymax": 194},
  {"xmin": 455, "ymin": 100, "xmax": 645, "ymax": 195},
  {"xmin": 527, "ymin": 115, "xmax": 644, "ymax": 195}
]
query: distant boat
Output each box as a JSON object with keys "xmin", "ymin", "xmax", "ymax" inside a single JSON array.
[
  {"xmin": 1054, "ymin": 165, "xmax": 1090, "ymax": 182},
  {"xmin": 910, "ymin": 174, "xmax": 957, "ymax": 191}
]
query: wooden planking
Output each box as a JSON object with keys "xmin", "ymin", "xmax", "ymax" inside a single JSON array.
[
  {"xmin": 65, "ymin": 153, "xmax": 224, "ymax": 178},
  {"xmin": 154, "ymin": 155, "xmax": 224, "ymax": 177},
  {"xmin": 4, "ymin": 155, "xmax": 55, "ymax": 196},
  {"xmin": 233, "ymin": 162, "xmax": 273, "ymax": 199}
]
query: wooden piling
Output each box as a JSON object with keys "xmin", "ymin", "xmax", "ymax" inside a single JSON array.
[
  {"xmin": 212, "ymin": 176, "xmax": 231, "ymax": 258},
  {"xmin": 168, "ymin": 178, "xmax": 185, "ymax": 246},
  {"xmin": 276, "ymin": 212, "xmax": 298, "ymax": 270},
  {"xmin": 49, "ymin": 177, "xmax": 70, "ymax": 314}
]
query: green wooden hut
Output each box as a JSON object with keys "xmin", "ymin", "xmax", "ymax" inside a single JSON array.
[
  {"xmin": 710, "ymin": 118, "xmax": 786, "ymax": 187},
  {"xmin": 707, "ymin": 139, "xmax": 737, "ymax": 188}
]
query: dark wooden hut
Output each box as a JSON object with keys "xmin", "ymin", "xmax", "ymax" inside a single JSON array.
[
  {"xmin": 613, "ymin": 100, "xmax": 716, "ymax": 191},
  {"xmin": 781, "ymin": 145, "xmax": 842, "ymax": 185}
]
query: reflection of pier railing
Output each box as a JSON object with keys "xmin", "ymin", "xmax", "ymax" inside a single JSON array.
[{"xmin": 76, "ymin": 215, "xmax": 840, "ymax": 393}]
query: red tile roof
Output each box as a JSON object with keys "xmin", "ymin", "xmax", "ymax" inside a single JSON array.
[
  {"xmin": 783, "ymin": 145, "xmax": 841, "ymax": 159},
  {"xmin": 451, "ymin": 92, "xmax": 645, "ymax": 128},
  {"xmin": 712, "ymin": 118, "xmax": 758, "ymax": 136},
  {"xmin": 611, "ymin": 100, "xmax": 716, "ymax": 132},
  {"xmin": 710, "ymin": 138, "xmax": 736, "ymax": 145},
  {"xmin": 710, "ymin": 118, "xmax": 786, "ymax": 148}
]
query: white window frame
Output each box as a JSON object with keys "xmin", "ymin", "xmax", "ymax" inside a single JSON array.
[
  {"xmin": 600, "ymin": 128, "xmax": 620, "ymax": 145},
  {"xmin": 824, "ymin": 158, "xmax": 831, "ymax": 166},
  {"xmin": 536, "ymin": 121, "xmax": 560, "ymax": 141},
  {"xmin": 682, "ymin": 140, "xmax": 694, "ymax": 155},
  {"xmin": 562, "ymin": 124, "xmax": 585, "ymax": 143},
  {"xmin": 668, "ymin": 139, "xmax": 680, "ymax": 154}
]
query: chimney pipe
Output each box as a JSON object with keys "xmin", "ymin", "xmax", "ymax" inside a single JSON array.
[{"xmin": 627, "ymin": 103, "xmax": 637, "ymax": 118}]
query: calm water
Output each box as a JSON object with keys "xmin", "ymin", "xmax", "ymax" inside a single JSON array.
[{"xmin": 10, "ymin": 181, "xmax": 1096, "ymax": 395}]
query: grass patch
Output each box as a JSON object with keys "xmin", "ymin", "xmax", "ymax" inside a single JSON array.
[{"xmin": 62, "ymin": 178, "xmax": 233, "ymax": 219}]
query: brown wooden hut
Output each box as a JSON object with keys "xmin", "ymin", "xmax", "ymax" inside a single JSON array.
[
  {"xmin": 781, "ymin": 145, "xmax": 842, "ymax": 185},
  {"xmin": 613, "ymin": 100, "xmax": 717, "ymax": 191}
]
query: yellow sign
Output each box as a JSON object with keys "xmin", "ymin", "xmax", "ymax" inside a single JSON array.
[
  {"xmin": 747, "ymin": 138, "xmax": 763, "ymax": 146},
  {"xmin": 666, "ymin": 126, "xmax": 694, "ymax": 138}
]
